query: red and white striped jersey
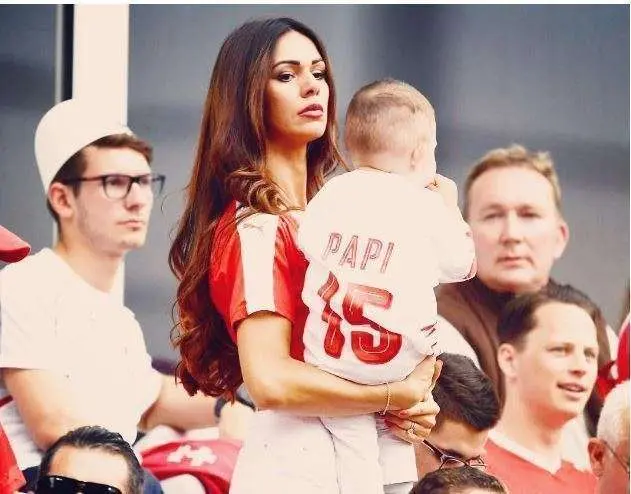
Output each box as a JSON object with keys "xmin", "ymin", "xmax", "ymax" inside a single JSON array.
[
  {"xmin": 298, "ymin": 169, "xmax": 476, "ymax": 384},
  {"xmin": 209, "ymin": 201, "xmax": 309, "ymax": 361}
]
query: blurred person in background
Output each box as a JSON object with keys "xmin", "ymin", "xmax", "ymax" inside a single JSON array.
[
  {"xmin": 409, "ymin": 467, "xmax": 507, "ymax": 494},
  {"xmin": 588, "ymin": 381, "xmax": 629, "ymax": 494},
  {"xmin": 0, "ymin": 99, "xmax": 251, "ymax": 493},
  {"xmin": 36, "ymin": 426, "xmax": 143, "ymax": 494},
  {"xmin": 0, "ymin": 224, "xmax": 30, "ymax": 493},
  {"xmin": 415, "ymin": 354, "xmax": 500, "ymax": 480},
  {"xmin": 437, "ymin": 144, "xmax": 616, "ymax": 470},
  {"xmin": 485, "ymin": 284, "xmax": 599, "ymax": 493}
]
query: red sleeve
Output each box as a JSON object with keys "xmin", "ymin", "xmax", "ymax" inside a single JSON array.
[
  {"xmin": 210, "ymin": 204, "xmax": 307, "ymax": 345},
  {"xmin": 0, "ymin": 427, "xmax": 24, "ymax": 493}
]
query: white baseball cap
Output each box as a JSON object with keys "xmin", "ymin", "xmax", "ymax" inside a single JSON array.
[{"xmin": 34, "ymin": 98, "xmax": 134, "ymax": 192}]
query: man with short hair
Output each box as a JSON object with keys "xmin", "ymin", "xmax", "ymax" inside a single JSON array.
[
  {"xmin": 0, "ymin": 99, "xmax": 252, "ymax": 491},
  {"xmin": 485, "ymin": 283, "xmax": 599, "ymax": 493},
  {"xmin": 37, "ymin": 425, "xmax": 144, "ymax": 494},
  {"xmin": 436, "ymin": 144, "xmax": 615, "ymax": 468},
  {"xmin": 588, "ymin": 381, "xmax": 629, "ymax": 494},
  {"xmin": 415, "ymin": 353, "xmax": 501, "ymax": 479},
  {"xmin": 410, "ymin": 467, "xmax": 507, "ymax": 494}
]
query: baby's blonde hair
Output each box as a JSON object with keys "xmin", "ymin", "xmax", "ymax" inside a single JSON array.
[{"xmin": 344, "ymin": 78, "xmax": 435, "ymax": 160}]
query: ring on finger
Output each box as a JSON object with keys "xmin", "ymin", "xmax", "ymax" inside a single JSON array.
[{"xmin": 406, "ymin": 424, "xmax": 416, "ymax": 437}]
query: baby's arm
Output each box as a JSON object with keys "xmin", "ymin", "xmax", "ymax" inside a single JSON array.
[{"xmin": 426, "ymin": 175, "xmax": 476, "ymax": 282}]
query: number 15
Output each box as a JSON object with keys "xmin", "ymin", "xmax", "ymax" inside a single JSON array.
[{"xmin": 317, "ymin": 272, "xmax": 402, "ymax": 364}]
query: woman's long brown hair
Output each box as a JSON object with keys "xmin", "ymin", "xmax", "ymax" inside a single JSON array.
[{"xmin": 169, "ymin": 18, "xmax": 344, "ymax": 398}]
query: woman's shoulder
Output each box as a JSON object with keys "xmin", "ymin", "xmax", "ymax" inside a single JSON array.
[{"xmin": 217, "ymin": 204, "xmax": 301, "ymax": 256}]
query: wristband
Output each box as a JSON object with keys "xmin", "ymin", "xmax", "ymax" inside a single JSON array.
[
  {"xmin": 235, "ymin": 384, "xmax": 256, "ymax": 411},
  {"xmin": 213, "ymin": 396, "xmax": 229, "ymax": 419}
]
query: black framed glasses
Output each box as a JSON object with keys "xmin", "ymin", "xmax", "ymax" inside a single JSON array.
[
  {"xmin": 422, "ymin": 440, "xmax": 486, "ymax": 470},
  {"xmin": 36, "ymin": 474, "xmax": 122, "ymax": 494},
  {"xmin": 62, "ymin": 173, "xmax": 165, "ymax": 200},
  {"xmin": 603, "ymin": 439, "xmax": 630, "ymax": 474}
]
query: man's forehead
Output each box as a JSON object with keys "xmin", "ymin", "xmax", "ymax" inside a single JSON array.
[
  {"xmin": 83, "ymin": 145, "xmax": 150, "ymax": 174},
  {"xmin": 526, "ymin": 302, "xmax": 598, "ymax": 345},
  {"xmin": 469, "ymin": 167, "xmax": 556, "ymax": 209}
]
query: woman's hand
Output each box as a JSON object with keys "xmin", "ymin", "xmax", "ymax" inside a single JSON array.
[
  {"xmin": 389, "ymin": 356, "xmax": 442, "ymax": 411},
  {"xmin": 385, "ymin": 392, "xmax": 440, "ymax": 445},
  {"xmin": 218, "ymin": 401, "xmax": 255, "ymax": 441}
]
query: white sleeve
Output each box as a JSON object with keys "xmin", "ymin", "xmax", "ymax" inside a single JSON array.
[
  {"xmin": 0, "ymin": 270, "xmax": 58, "ymax": 370},
  {"xmin": 434, "ymin": 316, "xmax": 480, "ymax": 368},
  {"xmin": 425, "ymin": 193, "xmax": 476, "ymax": 283}
]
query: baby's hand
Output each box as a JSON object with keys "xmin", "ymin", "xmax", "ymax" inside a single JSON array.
[{"xmin": 427, "ymin": 174, "xmax": 458, "ymax": 208}]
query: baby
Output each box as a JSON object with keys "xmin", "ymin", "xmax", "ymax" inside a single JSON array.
[{"xmin": 298, "ymin": 79, "xmax": 476, "ymax": 494}]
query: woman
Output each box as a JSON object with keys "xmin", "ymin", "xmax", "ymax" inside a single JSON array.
[{"xmin": 169, "ymin": 17, "xmax": 440, "ymax": 493}]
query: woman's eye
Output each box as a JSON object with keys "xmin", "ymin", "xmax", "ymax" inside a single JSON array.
[
  {"xmin": 313, "ymin": 70, "xmax": 326, "ymax": 80},
  {"xmin": 277, "ymin": 72, "xmax": 294, "ymax": 82}
]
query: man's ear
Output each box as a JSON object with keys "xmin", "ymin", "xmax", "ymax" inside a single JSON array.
[
  {"xmin": 497, "ymin": 343, "xmax": 518, "ymax": 380},
  {"xmin": 553, "ymin": 217, "xmax": 570, "ymax": 260},
  {"xmin": 588, "ymin": 438, "xmax": 606, "ymax": 477},
  {"xmin": 48, "ymin": 183, "xmax": 75, "ymax": 221}
]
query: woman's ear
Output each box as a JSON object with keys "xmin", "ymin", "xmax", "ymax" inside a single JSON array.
[{"xmin": 48, "ymin": 183, "xmax": 75, "ymax": 221}]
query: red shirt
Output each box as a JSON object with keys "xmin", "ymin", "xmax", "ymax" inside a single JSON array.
[
  {"xmin": 0, "ymin": 426, "xmax": 24, "ymax": 494},
  {"xmin": 485, "ymin": 438, "xmax": 596, "ymax": 494},
  {"xmin": 141, "ymin": 438, "xmax": 242, "ymax": 494},
  {"xmin": 210, "ymin": 202, "xmax": 309, "ymax": 361}
]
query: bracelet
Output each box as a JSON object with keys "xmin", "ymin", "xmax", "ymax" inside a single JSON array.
[{"xmin": 379, "ymin": 382, "xmax": 391, "ymax": 416}]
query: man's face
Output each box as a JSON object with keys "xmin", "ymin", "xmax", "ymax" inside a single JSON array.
[
  {"xmin": 46, "ymin": 445, "xmax": 129, "ymax": 493},
  {"xmin": 589, "ymin": 435, "xmax": 630, "ymax": 494},
  {"xmin": 415, "ymin": 418, "xmax": 489, "ymax": 479},
  {"xmin": 68, "ymin": 146, "xmax": 153, "ymax": 257},
  {"xmin": 467, "ymin": 166, "xmax": 568, "ymax": 294},
  {"xmin": 502, "ymin": 302, "xmax": 599, "ymax": 426}
]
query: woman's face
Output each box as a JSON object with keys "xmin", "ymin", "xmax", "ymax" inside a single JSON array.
[{"xmin": 265, "ymin": 30, "xmax": 329, "ymax": 146}]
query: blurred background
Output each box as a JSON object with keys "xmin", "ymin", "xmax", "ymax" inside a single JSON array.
[{"xmin": 0, "ymin": 4, "xmax": 628, "ymax": 359}]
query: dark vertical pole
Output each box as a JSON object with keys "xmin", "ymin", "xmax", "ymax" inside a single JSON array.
[{"xmin": 55, "ymin": 4, "xmax": 74, "ymax": 102}]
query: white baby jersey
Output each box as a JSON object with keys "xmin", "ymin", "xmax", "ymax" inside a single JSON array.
[{"xmin": 298, "ymin": 169, "xmax": 475, "ymax": 384}]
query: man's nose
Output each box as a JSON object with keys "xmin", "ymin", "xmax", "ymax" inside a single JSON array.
[
  {"xmin": 499, "ymin": 211, "xmax": 523, "ymax": 243},
  {"xmin": 125, "ymin": 180, "xmax": 152, "ymax": 208}
]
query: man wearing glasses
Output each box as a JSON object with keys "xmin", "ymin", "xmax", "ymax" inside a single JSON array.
[
  {"xmin": 414, "ymin": 353, "xmax": 501, "ymax": 478},
  {"xmin": 36, "ymin": 425, "xmax": 143, "ymax": 494},
  {"xmin": 0, "ymin": 99, "xmax": 251, "ymax": 492},
  {"xmin": 588, "ymin": 381, "xmax": 629, "ymax": 494}
]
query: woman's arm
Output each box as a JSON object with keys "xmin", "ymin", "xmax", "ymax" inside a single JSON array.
[{"xmin": 237, "ymin": 311, "xmax": 437, "ymax": 417}]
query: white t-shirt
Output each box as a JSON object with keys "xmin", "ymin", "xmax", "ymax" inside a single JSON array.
[
  {"xmin": 0, "ymin": 248, "xmax": 162, "ymax": 469},
  {"xmin": 299, "ymin": 169, "xmax": 476, "ymax": 384}
]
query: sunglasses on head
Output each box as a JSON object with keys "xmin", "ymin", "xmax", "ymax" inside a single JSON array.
[{"xmin": 36, "ymin": 475, "xmax": 122, "ymax": 494}]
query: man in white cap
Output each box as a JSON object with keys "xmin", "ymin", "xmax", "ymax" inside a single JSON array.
[{"xmin": 0, "ymin": 99, "xmax": 253, "ymax": 492}]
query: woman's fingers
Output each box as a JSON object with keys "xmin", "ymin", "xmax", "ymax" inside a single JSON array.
[
  {"xmin": 385, "ymin": 393, "xmax": 440, "ymax": 444},
  {"xmin": 385, "ymin": 414, "xmax": 434, "ymax": 444}
]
